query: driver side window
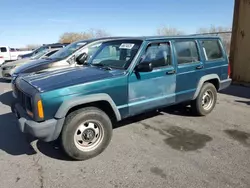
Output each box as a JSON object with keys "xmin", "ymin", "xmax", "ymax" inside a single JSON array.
[{"xmin": 142, "ymin": 42, "xmax": 171, "ymax": 68}]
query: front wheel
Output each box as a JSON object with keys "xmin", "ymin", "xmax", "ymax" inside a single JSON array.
[
  {"xmin": 191, "ymin": 83, "xmax": 217, "ymax": 116},
  {"xmin": 61, "ymin": 107, "xmax": 113, "ymax": 160}
]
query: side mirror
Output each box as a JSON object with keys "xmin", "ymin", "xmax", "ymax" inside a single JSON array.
[
  {"xmin": 135, "ymin": 61, "xmax": 153, "ymax": 72},
  {"xmin": 76, "ymin": 53, "xmax": 88, "ymax": 65}
]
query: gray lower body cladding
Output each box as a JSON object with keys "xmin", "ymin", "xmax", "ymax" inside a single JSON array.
[{"xmin": 12, "ymin": 103, "xmax": 65, "ymax": 142}]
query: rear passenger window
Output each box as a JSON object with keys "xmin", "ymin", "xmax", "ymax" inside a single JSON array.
[
  {"xmin": 201, "ymin": 40, "xmax": 223, "ymax": 60},
  {"xmin": 0, "ymin": 47, "xmax": 7, "ymax": 52},
  {"xmin": 174, "ymin": 41, "xmax": 199, "ymax": 64}
]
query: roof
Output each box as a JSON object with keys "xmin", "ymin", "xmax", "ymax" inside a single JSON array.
[
  {"xmin": 61, "ymin": 35, "xmax": 221, "ymax": 45},
  {"xmin": 42, "ymin": 43, "xmax": 69, "ymax": 47},
  {"xmin": 76, "ymin": 36, "xmax": 132, "ymax": 43},
  {"xmin": 97, "ymin": 35, "xmax": 221, "ymax": 41}
]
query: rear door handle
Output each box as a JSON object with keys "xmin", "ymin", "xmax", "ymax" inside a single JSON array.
[
  {"xmin": 166, "ymin": 70, "xmax": 176, "ymax": 75},
  {"xmin": 196, "ymin": 65, "xmax": 204, "ymax": 69}
]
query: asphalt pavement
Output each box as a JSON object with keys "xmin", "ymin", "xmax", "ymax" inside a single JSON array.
[{"xmin": 0, "ymin": 79, "xmax": 250, "ymax": 188}]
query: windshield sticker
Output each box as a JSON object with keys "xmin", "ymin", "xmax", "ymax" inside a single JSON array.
[{"xmin": 119, "ymin": 43, "xmax": 135, "ymax": 49}]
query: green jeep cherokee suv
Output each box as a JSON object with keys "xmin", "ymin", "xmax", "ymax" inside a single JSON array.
[{"xmin": 12, "ymin": 36, "xmax": 231, "ymax": 160}]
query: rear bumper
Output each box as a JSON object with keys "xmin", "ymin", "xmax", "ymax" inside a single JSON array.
[
  {"xmin": 12, "ymin": 103, "xmax": 65, "ymax": 142},
  {"xmin": 219, "ymin": 78, "xmax": 232, "ymax": 91}
]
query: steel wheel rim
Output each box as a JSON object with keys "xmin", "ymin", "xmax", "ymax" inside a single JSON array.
[
  {"xmin": 201, "ymin": 89, "xmax": 214, "ymax": 111},
  {"xmin": 74, "ymin": 120, "xmax": 104, "ymax": 152}
]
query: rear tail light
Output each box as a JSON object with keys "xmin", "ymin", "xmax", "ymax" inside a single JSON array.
[
  {"xmin": 0, "ymin": 56, "xmax": 3, "ymax": 58},
  {"xmin": 228, "ymin": 61, "xmax": 231, "ymax": 78}
]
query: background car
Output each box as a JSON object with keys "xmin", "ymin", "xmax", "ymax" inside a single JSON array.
[
  {"xmin": 12, "ymin": 37, "xmax": 124, "ymax": 79},
  {"xmin": 1, "ymin": 48, "xmax": 60, "ymax": 80},
  {"xmin": 17, "ymin": 43, "xmax": 69, "ymax": 60}
]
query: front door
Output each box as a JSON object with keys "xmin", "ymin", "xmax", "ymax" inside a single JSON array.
[
  {"xmin": 128, "ymin": 41, "xmax": 176, "ymax": 116},
  {"xmin": 174, "ymin": 40, "xmax": 204, "ymax": 103}
]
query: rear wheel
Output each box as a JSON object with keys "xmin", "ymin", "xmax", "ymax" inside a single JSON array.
[
  {"xmin": 191, "ymin": 83, "xmax": 217, "ymax": 116},
  {"xmin": 61, "ymin": 107, "xmax": 113, "ymax": 160}
]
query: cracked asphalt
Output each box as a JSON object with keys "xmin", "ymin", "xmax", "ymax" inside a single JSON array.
[{"xmin": 0, "ymin": 79, "xmax": 250, "ymax": 188}]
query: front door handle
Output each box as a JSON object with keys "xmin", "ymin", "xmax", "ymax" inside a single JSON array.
[
  {"xmin": 166, "ymin": 70, "xmax": 176, "ymax": 75},
  {"xmin": 196, "ymin": 65, "xmax": 204, "ymax": 69}
]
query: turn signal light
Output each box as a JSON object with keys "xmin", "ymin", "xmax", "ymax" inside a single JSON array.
[{"xmin": 37, "ymin": 100, "xmax": 44, "ymax": 119}]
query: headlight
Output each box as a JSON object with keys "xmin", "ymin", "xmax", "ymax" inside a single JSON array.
[{"xmin": 3, "ymin": 65, "xmax": 16, "ymax": 70}]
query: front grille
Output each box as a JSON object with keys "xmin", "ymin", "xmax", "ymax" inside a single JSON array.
[{"xmin": 16, "ymin": 87, "xmax": 32, "ymax": 112}]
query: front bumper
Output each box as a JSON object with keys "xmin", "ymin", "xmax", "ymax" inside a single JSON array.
[
  {"xmin": 12, "ymin": 103, "xmax": 65, "ymax": 142},
  {"xmin": 219, "ymin": 78, "xmax": 232, "ymax": 91}
]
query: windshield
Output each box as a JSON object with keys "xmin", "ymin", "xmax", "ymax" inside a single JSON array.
[
  {"xmin": 30, "ymin": 49, "xmax": 49, "ymax": 59},
  {"xmin": 49, "ymin": 41, "xmax": 87, "ymax": 59},
  {"xmin": 88, "ymin": 40, "xmax": 142, "ymax": 69},
  {"xmin": 32, "ymin": 46, "xmax": 46, "ymax": 54},
  {"xmin": 73, "ymin": 41, "xmax": 103, "ymax": 61}
]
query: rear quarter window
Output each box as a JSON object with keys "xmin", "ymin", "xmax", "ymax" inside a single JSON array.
[{"xmin": 201, "ymin": 40, "xmax": 224, "ymax": 61}]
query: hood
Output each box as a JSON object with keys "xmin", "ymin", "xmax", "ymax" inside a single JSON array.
[
  {"xmin": 19, "ymin": 52, "xmax": 33, "ymax": 58},
  {"xmin": 21, "ymin": 66, "xmax": 124, "ymax": 92},
  {"xmin": 14, "ymin": 58, "xmax": 59, "ymax": 74},
  {"xmin": 1, "ymin": 58, "xmax": 32, "ymax": 67}
]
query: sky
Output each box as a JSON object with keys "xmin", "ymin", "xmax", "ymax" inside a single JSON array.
[{"xmin": 0, "ymin": 0, "xmax": 234, "ymax": 47}]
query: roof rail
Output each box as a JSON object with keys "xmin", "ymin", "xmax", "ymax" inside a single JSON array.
[{"xmin": 189, "ymin": 31, "xmax": 232, "ymax": 36}]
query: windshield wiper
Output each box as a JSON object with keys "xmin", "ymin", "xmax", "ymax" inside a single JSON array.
[{"xmin": 91, "ymin": 63, "xmax": 112, "ymax": 70}]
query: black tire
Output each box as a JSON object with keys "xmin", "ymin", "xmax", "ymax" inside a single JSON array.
[
  {"xmin": 61, "ymin": 107, "xmax": 113, "ymax": 161},
  {"xmin": 191, "ymin": 83, "xmax": 217, "ymax": 116}
]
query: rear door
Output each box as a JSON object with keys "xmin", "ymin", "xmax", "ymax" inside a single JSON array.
[
  {"xmin": 174, "ymin": 40, "xmax": 204, "ymax": 103},
  {"xmin": 199, "ymin": 39, "xmax": 228, "ymax": 80}
]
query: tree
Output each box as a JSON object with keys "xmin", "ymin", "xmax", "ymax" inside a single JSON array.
[
  {"xmin": 196, "ymin": 25, "xmax": 231, "ymax": 34},
  {"xmin": 88, "ymin": 28, "xmax": 110, "ymax": 38},
  {"xmin": 58, "ymin": 29, "xmax": 111, "ymax": 43},
  {"xmin": 58, "ymin": 32, "xmax": 91, "ymax": 43},
  {"xmin": 157, "ymin": 26, "xmax": 184, "ymax": 36}
]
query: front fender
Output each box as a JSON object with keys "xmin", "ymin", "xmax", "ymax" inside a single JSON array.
[{"xmin": 54, "ymin": 93, "xmax": 121, "ymax": 121}]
